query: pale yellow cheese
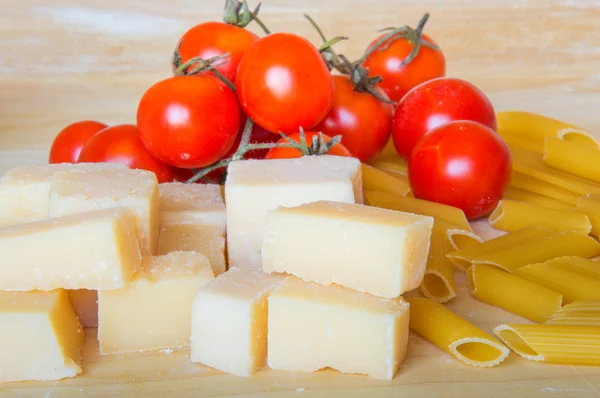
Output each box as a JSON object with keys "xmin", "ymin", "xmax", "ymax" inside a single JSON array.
[
  {"xmin": 0, "ymin": 162, "xmax": 126, "ymax": 225},
  {"xmin": 190, "ymin": 267, "xmax": 285, "ymax": 376},
  {"xmin": 225, "ymin": 156, "xmax": 363, "ymax": 269},
  {"xmin": 267, "ymin": 277, "xmax": 410, "ymax": 380},
  {"xmin": 263, "ymin": 201, "xmax": 434, "ymax": 298},
  {"xmin": 158, "ymin": 223, "xmax": 226, "ymax": 275},
  {"xmin": 0, "ymin": 289, "xmax": 83, "ymax": 382},
  {"xmin": 158, "ymin": 182, "xmax": 225, "ymax": 227},
  {"xmin": 98, "ymin": 251, "xmax": 214, "ymax": 354},
  {"xmin": 68, "ymin": 289, "xmax": 98, "ymax": 328},
  {"xmin": 0, "ymin": 207, "xmax": 141, "ymax": 291},
  {"xmin": 48, "ymin": 168, "xmax": 159, "ymax": 255}
]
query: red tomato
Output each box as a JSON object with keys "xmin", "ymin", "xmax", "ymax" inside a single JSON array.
[
  {"xmin": 236, "ymin": 33, "xmax": 334, "ymax": 134},
  {"xmin": 408, "ymin": 120, "xmax": 511, "ymax": 220},
  {"xmin": 78, "ymin": 124, "xmax": 174, "ymax": 183},
  {"xmin": 49, "ymin": 121, "xmax": 107, "ymax": 163},
  {"xmin": 177, "ymin": 22, "xmax": 258, "ymax": 83},
  {"xmin": 265, "ymin": 131, "xmax": 351, "ymax": 159},
  {"xmin": 313, "ymin": 75, "xmax": 393, "ymax": 162},
  {"xmin": 362, "ymin": 32, "xmax": 445, "ymax": 103},
  {"xmin": 392, "ymin": 77, "xmax": 497, "ymax": 160},
  {"xmin": 137, "ymin": 75, "xmax": 241, "ymax": 169}
]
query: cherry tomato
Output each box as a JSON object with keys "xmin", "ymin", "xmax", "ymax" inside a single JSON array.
[
  {"xmin": 177, "ymin": 22, "xmax": 258, "ymax": 83},
  {"xmin": 408, "ymin": 120, "xmax": 511, "ymax": 220},
  {"xmin": 392, "ymin": 77, "xmax": 497, "ymax": 160},
  {"xmin": 137, "ymin": 75, "xmax": 241, "ymax": 169},
  {"xmin": 363, "ymin": 32, "xmax": 445, "ymax": 103},
  {"xmin": 78, "ymin": 124, "xmax": 174, "ymax": 183},
  {"xmin": 49, "ymin": 121, "xmax": 107, "ymax": 163},
  {"xmin": 314, "ymin": 75, "xmax": 393, "ymax": 163},
  {"xmin": 236, "ymin": 32, "xmax": 334, "ymax": 134},
  {"xmin": 265, "ymin": 131, "xmax": 351, "ymax": 159}
]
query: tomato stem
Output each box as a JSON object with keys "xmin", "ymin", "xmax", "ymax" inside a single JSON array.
[
  {"xmin": 249, "ymin": 3, "xmax": 271, "ymax": 35},
  {"xmin": 172, "ymin": 47, "xmax": 238, "ymax": 92}
]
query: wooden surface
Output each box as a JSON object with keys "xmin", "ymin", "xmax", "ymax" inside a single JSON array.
[{"xmin": 1, "ymin": 0, "xmax": 600, "ymax": 396}]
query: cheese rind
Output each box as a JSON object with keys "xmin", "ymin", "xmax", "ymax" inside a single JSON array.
[
  {"xmin": 190, "ymin": 268, "xmax": 285, "ymax": 376},
  {"xmin": 225, "ymin": 156, "xmax": 363, "ymax": 269},
  {"xmin": 267, "ymin": 278, "xmax": 410, "ymax": 380},
  {"xmin": 0, "ymin": 207, "xmax": 141, "ymax": 291},
  {"xmin": 49, "ymin": 168, "xmax": 159, "ymax": 255},
  {"xmin": 0, "ymin": 289, "xmax": 83, "ymax": 382},
  {"xmin": 98, "ymin": 251, "xmax": 214, "ymax": 354},
  {"xmin": 262, "ymin": 201, "xmax": 434, "ymax": 298},
  {"xmin": 158, "ymin": 182, "xmax": 225, "ymax": 227},
  {"xmin": 68, "ymin": 289, "xmax": 98, "ymax": 328}
]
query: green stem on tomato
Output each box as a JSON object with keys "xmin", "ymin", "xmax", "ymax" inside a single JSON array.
[{"xmin": 250, "ymin": 3, "xmax": 271, "ymax": 35}]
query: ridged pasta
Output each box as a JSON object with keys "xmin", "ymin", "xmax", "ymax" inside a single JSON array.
[
  {"xmin": 503, "ymin": 187, "xmax": 573, "ymax": 211},
  {"xmin": 420, "ymin": 227, "xmax": 456, "ymax": 303},
  {"xmin": 545, "ymin": 300, "xmax": 600, "ymax": 327},
  {"xmin": 547, "ymin": 256, "xmax": 600, "ymax": 280},
  {"xmin": 509, "ymin": 171, "xmax": 578, "ymax": 205},
  {"xmin": 361, "ymin": 164, "xmax": 410, "ymax": 198},
  {"xmin": 575, "ymin": 196, "xmax": 600, "ymax": 237},
  {"xmin": 367, "ymin": 157, "xmax": 408, "ymax": 176},
  {"xmin": 544, "ymin": 137, "xmax": 600, "ymax": 184}
]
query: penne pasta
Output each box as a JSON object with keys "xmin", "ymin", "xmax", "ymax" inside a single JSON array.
[
  {"xmin": 488, "ymin": 200, "xmax": 591, "ymax": 234},
  {"xmin": 547, "ymin": 256, "xmax": 600, "ymax": 280},
  {"xmin": 498, "ymin": 128, "xmax": 542, "ymax": 152},
  {"xmin": 509, "ymin": 171, "xmax": 579, "ymax": 205},
  {"xmin": 367, "ymin": 157, "xmax": 408, "ymax": 176},
  {"xmin": 471, "ymin": 230, "xmax": 600, "ymax": 273},
  {"xmin": 515, "ymin": 261, "xmax": 600, "ymax": 303},
  {"xmin": 467, "ymin": 264, "xmax": 563, "ymax": 323},
  {"xmin": 543, "ymin": 137, "xmax": 600, "ymax": 184},
  {"xmin": 545, "ymin": 300, "xmax": 600, "ymax": 327},
  {"xmin": 574, "ymin": 196, "xmax": 600, "ymax": 237},
  {"xmin": 493, "ymin": 323, "xmax": 600, "ymax": 365},
  {"xmin": 407, "ymin": 297, "xmax": 509, "ymax": 367},
  {"xmin": 446, "ymin": 226, "xmax": 553, "ymax": 271},
  {"xmin": 420, "ymin": 227, "xmax": 456, "ymax": 303},
  {"xmin": 503, "ymin": 186, "xmax": 573, "ymax": 210},
  {"xmin": 443, "ymin": 224, "xmax": 484, "ymax": 251},
  {"xmin": 361, "ymin": 164, "xmax": 410, "ymax": 198}
]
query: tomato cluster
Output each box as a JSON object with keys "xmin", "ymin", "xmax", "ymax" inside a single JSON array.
[{"xmin": 48, "ymin": 1, "xmax": 510, "ymax": 218}]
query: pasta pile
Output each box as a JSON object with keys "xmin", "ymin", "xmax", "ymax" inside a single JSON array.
[{"xmin": 364, "ymin": 113, "xmax": 600, "ymax": 367}]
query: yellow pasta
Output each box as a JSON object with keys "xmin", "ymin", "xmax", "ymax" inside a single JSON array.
[
  {"xmin": 420, "ymin": 227, "xmax": 456, "ymax": 303},
  {"xmin": 367, "ymin": 157, "xmax": 408, "ymax": 176},
  {"xmin": 361, "ymin": 164, "xmax": 410, "ymax": 198},
  {"xmin": 547, "ymin": 256, "xmax": 600, "ymax": 280},
  {"xmin": 575, "ymin": 196, "xmax": 600, "ymax": 237},
  {"xmin": 545, "ymin": 300, "xmax": 600, "ymax": 326},
  {"xmin": 443, "ymin": 223, "xmax": 483, "ymax": 251},
  {"xmin": 471, "ymin": 230, "xmax": 600, "ymax": 273},
  {"xmin": 543, "ymin": 137, "xmax": 600, "ymax": 184},
  {"xmin": 488, "ymin": 200, "xmax": 591, "ymax": 234},
  {"xmin": 406, "ymin": 297, "xmax": 509, "ymax": 367},
  {"xmin": 498, "ymin": 128, "xmax": 542, "ymax": 152},
  {"xmin": 510, "ymin": 171, "xmax": 579, "ymax": 205},
  {"xmin": 467, "ymin": 264, "xmax": 563, "ymax": 323},
  {"xmin": 515, "ymin": 261, "xmax": 600, "ymax": 303},
  {"xmin": 493, "ymin": 323, "xmax": 600, "ymax": 365},
  {"xmin": 446, "ymin": 226, "xmax": 553, "ymax": 271},
  {"xmin": 503, "ymin": 186, "xmax": 573, "ymax": 210}
]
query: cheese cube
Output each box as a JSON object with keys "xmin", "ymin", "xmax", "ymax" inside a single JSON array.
[
  {"xmin": 225, "ymin": 156, "xmax": 363, "ymax": 268},
  {"xmin": 98, "ymin": 251, "xmax": 214, "ymax": 354},
  {"xmin": 68, "ymin": 289, "xmax": 98, "ymax": 328},
  {"xmin": 158, "ymin": 182, "xmax": 225, "ymax": 226},
  {"xmin": 0, "ymin": 162, "xmax": 126, "ymax": 225},
  {"xmin": 158, "ymin": 223, "xmax": 226, "ymax": 275},
  {"xmin": 0, "ymin": 289, "xmax": 83, "ymax": 382},
  {"xmin": 48, "ymin": 168, "xmax": 159, "ymax": 255},
  {"xmin": 267, "ymin": 278, "xmax": 410, "ymax": 380},
  {"xmin": 0, "ymin": 207, "xmax": 141, "ymax": 291},
  {"xmin": 190, "ymin": 267, "xmax": 285, "ymax": 376},
  {"xmin": 263, "ymin": 201, "xmax": 434, "ymax": 298}
]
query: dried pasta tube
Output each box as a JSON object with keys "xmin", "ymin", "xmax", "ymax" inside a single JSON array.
[
  {"xmin": 503, "ymin": 187, "xmax": 573, "ymax": 211},
  {"xmin": 510, "ymin": 171, "xmax": 579, "ymax": 205},
  {"xmin": 574, "ymin": 196, "xmax": 600, "ymax": 237},
  {"xmin": 545, "ymin": 300, "xmax": 600, "ymax": 327},
  {"xmin": 544, "ymin": 137, "xmax": 600, "ymax": 184},
  {"xmin": 361, "ymin": 164, "xmax": 410, "ymax": 198},
  {"xmin": 420, "ymin": 227, "xmax": 456, "ymax": 303}
]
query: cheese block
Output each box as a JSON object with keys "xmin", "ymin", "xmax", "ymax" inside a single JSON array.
[
  {"xmin": 158, "ymin": 223, "xmax": 226, "ymax": 276},
  {"xmin": 225, "ymin": 156, "xmax": 362, "ymax": 268},
  {"xmin": 263, "ymin": 201, "xmax": 434, "ymax": 298},
  {"xmin": 49, "ymin": 168, "xmax": 159, "ymax": 255},
  {"xmin": 190, "ymin": 267, "xmax": 285, "ymax": 376},
  {"xmin": 0, "ymin": 207, "xmax": 141, "ymax": 291},
  {"xmin": 98, "ymin": 251, "xmax": 214, "ymax": 354},
  {"xmin": 0, "ymin": 289, "xmax": 83, "ymax": 382},
  {"xmin": 68, "ymin": 289, "xmax": 98, "ymax": 328},
  {"xmin": 267, "ymin": 278, "xmax": 410, "ymax": 380},
  {"xmin": 158, "ymin": 182, "xmax": 225, "ymax": 226},
  {"xmin": 0, "ymin": 162, "xmax": 126, "ymax": 225}
]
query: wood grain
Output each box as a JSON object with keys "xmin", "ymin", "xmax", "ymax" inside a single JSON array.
[{"xmin": 1, "ymin": 0, "xmax": 600, "ymax": 396}]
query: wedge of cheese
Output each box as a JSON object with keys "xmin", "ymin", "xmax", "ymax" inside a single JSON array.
[
  {"xmin": 225, "ymin": 156, "xmax": 362, "ymax": 268},
  {"xmin": 267, "ymin": 278, "xmax": 410, "ymax": 380},
  {"xmin": 0, "ymin": 207, "xmax": 141, "ymax": 291},
  {"xmin": 0, "ymin": 162, "xmax": 126, "ymax": 225},
  {"xmin": 98, "ymin": 251, "xmax": 214, "ymax": 354},
  {"xmin": 263, "ymin": 201, "xmax": 434, "ymax": 298},
  {"xmin": 0, "ymin": 289, "xmax": 83, "ymax": 382},
  {"xmin": 49, "ymin": 168, "xmax": 159, "ymax": 255},
  {"xmin": 190, "ymin": 267, "xmax": 285, "ymax": 376}
]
